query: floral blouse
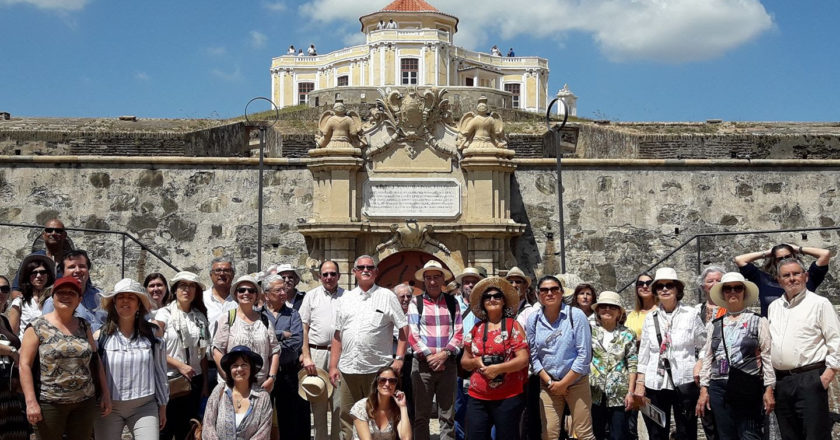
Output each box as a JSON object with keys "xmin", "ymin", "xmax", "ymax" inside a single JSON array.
[
  {"xmin": 202, "ymin": 382, "xmax": 272, "ymax": 440},
  {"xmin": 589, "ymin": 322, "xmax": 637, "ymax": 407},
  {"xmin": 31, "ymin": 317, "xmax": 95, "ymax": 403}
]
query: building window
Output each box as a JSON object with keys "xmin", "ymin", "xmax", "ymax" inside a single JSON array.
[
  {"xmin": 505, "ymin": 83, "xmax": 521, "ymax": 109},
  {"xmin": 298, "ymin": 82, "xmax": 314, "ymax": 105},
  {"xmin": 337, "ymin": 76, "xmax": 348, "ymax": 87},
  {"xmin": 465, "ymin": 77, "xmax": 474, "ymax": 87},
  {"xmin": 401, "ymin": 58, "xmax": 418, "ymax": 85}
]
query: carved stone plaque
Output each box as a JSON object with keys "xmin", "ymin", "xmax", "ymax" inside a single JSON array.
[{"xmin": 362, "ymin": 178, "xmax": 461, "ymax": 218}]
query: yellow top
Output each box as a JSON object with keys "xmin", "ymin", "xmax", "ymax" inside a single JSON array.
[{"xmin": 625, "ymin": 309, "xmax": 653, "ymax": 340}]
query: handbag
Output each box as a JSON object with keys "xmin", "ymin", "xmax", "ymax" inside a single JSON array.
[
  {"xmin": 719, "ymin": 319, "xmax": 764, "ymax": 408},
  {"xmin": 169, "ymin": 373, "xmax": 192, "ymax": 398}
]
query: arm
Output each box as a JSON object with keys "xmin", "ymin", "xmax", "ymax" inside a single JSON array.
[
  {"xmin": 8, "ymin": 302, "xmax": 21, "ymax": 336},
  {"xmin": 329, "ymin": 330, "xmax": 342, "ymax": 386},
  {"xmin": 696, "ymin": 323, "xmax": 714, "ymax": 417},
  {"xmin": 445, "ymin": 301, "xmax": 464, "ymax": 355},
  {"xmin": 758, "ymin": 317, "xmax": 776, "ymax": 414},
  {"xmin": 396, "ymin": 394, "xmax": 412, "ymax": 440},
  {"xmin": 794, "ymin": 244, "xmax": 831, "ymax": 266},
  {"xmin": 406, "ymin": 300, "xmax": 431, "ymax": 357},
  {"xmin": 252, "ymin": 392, "xmax": 274, "ymax": 440},
  {"xmin": 301, "ymin": 323, "xmax": 317, "ymax": 375},
  {"xmin": 482, "ymin": 322, "xmax": 530, "ymax": 378},
  {"xmin": 262, "ymin": 330, "xmax": 280, "ymax": 392},
  {"xmin": 634, "ymin": 315, "xmax": 651, "ymax": 400},
  {"xmin": 152, "ymin": 339, "xmax": 169, "ymax": 430},
  {"xmin": 392, "ymin": 326, "xmax": 407, "ymax": 372},
  {"xmin": 819, "ymin": 299, "xmax": 840, "ymax": 388},
  {"xmin": 734, "ymin": 249, "xmax": 770, "ymax": 268},
  {"xmin": 354, "ymin": 418, "xmax": 373, "ymax": 440},
  {"xmin": 211, "ymin": 318, "xmax": 230, "ymax": 381},
  {"xmin": 200, "ymin": 357, "xmax": 209, "ymax": 397},
  {"xmin": 569, "ymin": 309, "xmax": 592, "ymax": 376},
  {"xmin": 87, "ymin": 324, "xmax": 111, "ymax": 416},
  {"xmin": 201, "ymin": 385, "xmax": 221, "ymax": 440},
  {"xmin": 286, "ymin": 312, "xmax": 303, "ymax": 356},
  {"xmin": 19, "ymin": 326, "xmax": 41, "ymax": 425},
  {"xmin": 624, "ymin": 329, "xmax": 639, "ymax": 410}
]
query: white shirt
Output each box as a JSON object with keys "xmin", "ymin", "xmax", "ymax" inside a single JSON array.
[
  {"xmin": 10, "ymin": 297, "xmax": 42, "ymax": 339},
  {"xmin": 335, "ymin": 284, "xmax": 407, "ymax": 374},
  {"xmin": 768, "ymin": 289, "xmax": 840, "ymax": 371},
  {"xmin": 299, "ymin": 284, "xmax": 345, "ymax": 346},
  {"xmin": 155, "ymin": 304, "xmax": 210, "ymax": 375},
  {"xmin": 637, "ymin": 303, "xmax": 706, "ymax": 390},
  {"xmin": 203, "ymin": 288, "xmax": 236, "ymax": 338}
]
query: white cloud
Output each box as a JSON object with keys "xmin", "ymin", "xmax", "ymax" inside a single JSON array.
[
  {"xmin": 250, "ymin": 30, "xmax": 268, "ymax": 48},
  {"xmin": 263, "ymin": 1, "xmax": 286, "ymax": 12},
  {"xmin": 134, "ymin": 72, "xmax": 149, "ymax": 81},
  {"xmin": 206, "ymin": 46, "xmax": 227, "ymax": 56},
  {"xmin": 0, "ymin": 0, "xmax": 88, "ymax": 10},
  {"xmin": 211, "ymin": 66, "xmax": 243, "ymax": 82},
  {"xmin": 298, "ymin": 0, "xmax": 774, "ymax": 63}
]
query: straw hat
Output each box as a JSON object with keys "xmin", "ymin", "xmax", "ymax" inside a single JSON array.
[
  {"xmin": 455, "ymin": 267, "xmax": 485, "ymax": 284},
  {"xmin": 297, "ymin": 367, "xmax": 334, "ymax": 402},
  {"xmin": 469, "ymin": 276, "xmax": 519, "ymax": 320},
  {"xmin": 414, "ymin": 260, "xmax": 453, "ymax": 282},
  {"xmin": 709, "ymin": 272, "xmax": 759, "ymax": 309},
  {"xmin": 101, "ymin": 278, "xmax": 152, "ymax": 311},
  {"xmin": 220, "ymin": 345, "xmax": 264, "ymax": 378},
  {"xmin": 651, "ymin": 267, "xmax": 685, "ymax": 291},
  {"xmin": 231, "ymin": 275, "xmax": 262, "ymax": 298},
  {"xmin": 505, "ymin": 266, "xmax": 531, "ymax": 288},
  {"xmin": 592, "ymin": 291, "xmax": 625, "ymax": 314},
  {"xmin": 170, "ymin": 271, "xmax": 205, "ymax": 292}
]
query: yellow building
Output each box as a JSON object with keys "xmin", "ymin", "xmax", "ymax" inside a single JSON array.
[{"xmin": 270, "ymin": 0, "xmax": 550, "ymax": 113}]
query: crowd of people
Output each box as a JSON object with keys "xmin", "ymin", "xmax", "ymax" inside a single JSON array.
[{"xmin": 0, "ymin": 219, "xmax": 838, "ymax": 440}]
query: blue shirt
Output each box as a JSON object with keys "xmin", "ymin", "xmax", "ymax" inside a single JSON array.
[
  {"xmin": 42, "ymin": 281, "xmax": 105, "ymax": 332},
  {"xmin": 526, "ymin": 303, "xmax": 591, "ymax": 381},
  {"xmin": 261, "ymin": 304, "xmax": 303, "ymax": 366}
]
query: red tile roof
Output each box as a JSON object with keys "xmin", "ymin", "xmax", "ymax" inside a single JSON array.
[{"xmin": 381, "ymin": 0, "xmax": 439, "ymax": 12}]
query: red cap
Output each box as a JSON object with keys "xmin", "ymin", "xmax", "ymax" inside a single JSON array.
[{"xmin": 52, "ymin": 276, "xmax": 82, "ymax": 295}]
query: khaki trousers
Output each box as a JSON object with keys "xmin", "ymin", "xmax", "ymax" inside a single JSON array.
[
  {"xmin": 310, "ymin": 347, "xmax": 341, "ymax": 440},
  {"xmin": 539, "ymin": 375, "xmax": 595, "ymax": 440},
  {"xmin": 338, "ymin": 371, "xmax": 378, "ymax": 440}
]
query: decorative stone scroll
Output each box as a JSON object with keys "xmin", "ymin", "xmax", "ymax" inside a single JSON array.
[{"xmin": 362, "ymin": 178, "xmax": 461, "ymax": 218}]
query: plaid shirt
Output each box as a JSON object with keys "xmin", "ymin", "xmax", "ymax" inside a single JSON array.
[{"xmin": 407, "ymin": 292, "xmax": 464, "ymax": 357}]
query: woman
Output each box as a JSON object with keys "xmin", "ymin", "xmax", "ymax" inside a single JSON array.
[
  {"xmin": 94, "ymin": 278, "xmax": 169, "ymax": 439},
  {"xmin": 696, "ymin": 272, "xmax": 774, "ymax": 440},
  {"xmin": 694, "ymin": 266, "xmax": 725, "ymax": 324},
  {"xmin": 18, "ymin": 275, "xmax": 112, "ymax": 440},
  {"xmin": 212, "ymin": 275, "xmax": 280, "ymax": 392},
  {"xmin": 461, "ymin": 277, "xmax": 529, "ymax": 440},
  {"xmin": 589, "ymin": 291, "xmax": 637, "ymax": 440},
  {"xmin": 144, "ymin": 272, "xmax": 172, "ymax": 313},
  {"xmin": 0, "ymin": 274, "xmax": 29, "ymax": 440},
  {"xmin": 571, "ymin": 283, "xmax": 598, "ymax": 321},
  {"xmin": 154, "ymin": 271, "xmax": 210, "ymax": 440},
  {"xmin": 203, "ymin": 345, "xmax": 273, "ymax": 440},
  {"xmin": 9, "ymin": 254, "xmax": 55, "ymax": 339},
  {"xmin": 624, "ymin": 273, "xmax": 656, "ymax": 440},
  {"xmin": 526, "ymin": 275, "xmax": 595, "ymax": 440},
  {"xmin": 734, "ymin": 243, "xmax": 831, "ymax": 316},
  {"xmin": 349, "ymin": 365, "xmax": 411, "ymax": 440},
  {"xmin": 633, "ymin": 267, "xmax": 705, "ymax": 440}
]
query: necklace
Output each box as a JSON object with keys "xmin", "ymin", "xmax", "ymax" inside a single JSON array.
[{"xmin": 234, "ymin": 394, "xmax": 245, "ymax": 410}]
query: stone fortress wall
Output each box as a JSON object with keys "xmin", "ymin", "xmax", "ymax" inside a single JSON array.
[{"xmin": 1, "ymin": 117, "xmax": 839, "ymax": 303}]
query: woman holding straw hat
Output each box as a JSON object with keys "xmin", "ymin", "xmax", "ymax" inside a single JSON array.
[
  {"xmin": 94, "ymin": 279, "xmax": 169, "ymax": 439},
  {"xmin": 460, "ymin": 276, "xmax": 529, "ymax": 440},
  {"xmin": 695, "ymin": 272, "xmax": 774, "ymax": 440},
  {"xmin": 589, "ymin": 291, "xmax": 637, "ymax": 440}
]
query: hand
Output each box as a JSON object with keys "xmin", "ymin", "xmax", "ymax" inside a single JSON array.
[
  {"xmin": 427, "ymin": 351, "xmax": 448, "ymax": 370},
  {"xmin": 763, "ymin": 387, "xmax": 775, "ymax": 415},
  {"xmin": 633, "ymin": 384, "xmax": 646, "ymax": 407},
  {"xmin": 693, "ymin": 361, "xmax": 702, "ymax": 386},
  {"xmin": 329, "ymin": 367, "xmax": 341, "ymax": 387},
  {"xmin": 177, "ymin": 363, "xmax": 196, "ymax": 379},
  {"xmin": 26, "ymin": 401, "xmax": 42, "ymax": 425},
  {"xmin": 820, "ymin": 370, "xmax": 834, "ymax": 390},
  {"xmin": 624, "ymin": 392, "xmax": 635, "ymax": 411},
  {"xmin": 159, "ymin": 405, "xmax": 167, "ymax": 430},
  {"xmin": 100, "ymin": 394, "xmax": 113, "ymax": 417},
  {"xmin": 394, "ymin": 391, "xmax": 407, "ymax": 408},
  {"xmin": 695, "ymin": 387, "xmax": 710, "ymax": 417},
  {"xmin": 391, "ymin": 359, "xmax": 404, "ymax": 372},
  {"xmin": 547, "ymin": 380, "xmax": 567, "ymax": 397},
  {"xmin": 261, "ymin": 376, "xmax": 276, "ymax": 393},
  {"xmin": 302, "ymin": 356, "xmax": 317, "ymax": 376},
  {"xmin": 282, "ymin": 331, "xmax": 292, "ymax": 340},
  {"xmin": 480, "ymin": 364, "xmax": 503, "ymax": 380}
]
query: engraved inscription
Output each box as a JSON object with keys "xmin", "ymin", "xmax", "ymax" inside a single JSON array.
[{"xmin": 363, "ymin": 179, "xmax": 461, "ymax": 218}]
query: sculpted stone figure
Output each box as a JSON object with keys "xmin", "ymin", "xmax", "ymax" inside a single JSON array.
[
  {"xmin": 456, "ymin": 96, "xmax": 507, "ymax": 150},
  {"xmin": 316, "ymin": 101, "xmax": 364, "ymax": 149}
]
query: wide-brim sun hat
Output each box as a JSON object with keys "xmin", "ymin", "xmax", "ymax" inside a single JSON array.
[
  {"xmin": 505, "ymin": 266, "xmax": 531, "ymax": 288},
  {"xmin": 231, "ymin": 274, "xmax": 262, "ymax": 298},
  {"xmin": 709, "ymin": 272, "xmax": 759, "ymax": 309},
  {"xmin": 469, "ymin": 276, "xmax": 519, "ymax": 320},
  {"xmin": 220, "ymin": 345, "xmax": 264, "ymax": 377},
  {"xmin": 455, "ymin": 267, "xmax": 485, "ymax": 284},
  {"xmin": 170, "ymin": 271, "xmax": 205, "ymax": 292},
  {"xmin": 592, "ymin": 291, "xmax": 625, "ymax": 314},
  {"xmin": 19, "ymin": 254, "xmax": 57, "ymax": 279},
  {"xmin": 101, "ymin": 278, "xmax": 152, "ymax": 312},
  {"xmin": 651, "ymin": 267, "xmax": 685, "ymax": 291},
  {"xmin": 415, "ymin": 260, "xmax": 453, "ymax": 282},
  {"xmin": 297, "ymin": 367, "xmax": 334, "ymax": 402}
]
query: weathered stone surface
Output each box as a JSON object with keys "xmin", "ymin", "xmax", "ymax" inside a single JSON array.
[
  {"xmin": 137, "ymin": 170, "xmax": 164, "ymax": 188},
  {"xmin": 89, "ymin": 173, "xmax": 111, "ymax": 188}
]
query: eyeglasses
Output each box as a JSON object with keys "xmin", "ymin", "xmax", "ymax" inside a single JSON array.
[
  {"xmin": 654, "ymin": 283, "xmax": 677, "ymax": 292},
  {"xmin": 236, "ymin": 287, "xmax": 257, "ymax": 294},
  {"xmin": 0, "ymin": 286, "xmax": 10, "ymax": 294},
  {"xmin": 721, "ymin": 284, "xmax": 745, "ymax": 293},
  {"xmin": 321, "ymin": 272, "xmax": 338, "ymax": 278},
  {"xmin": 508, "ymin": 279, "xmax": 526, "ymax": 285},
  {"xmin": 211, "ymin": 269, "xmax": 233, "ymax": 275},
  {"xmin": 355, "ymin": 265, "xmax": 376, "ymax": 271},
  {"xmin": 636, "ymin": 280, "xmax": 653, "ymax": 288},
  {"xmin": 280, "ymin": 274, "xmax": 297, "ymax": 280},
  {"xmin": 377, "ymin": 377, "xmax": 398, "ymax": 386},
  {"xmin": 44, "ymin": 227, "xmax": 65, "ymax": 234},
  {"xmin": 31, "ymin": 269, "xmax": 49, "ymax": 277},
  {"xmin": 483, "ymin": 292, "xmax": 504, "ymax": 301},
  {"xmin": 398, "ymin": 295, "xmax": 412, "ymax": 300},
  {"xmin": 539, "ymin": 286, "xmax": 561, "ymax": 295}
]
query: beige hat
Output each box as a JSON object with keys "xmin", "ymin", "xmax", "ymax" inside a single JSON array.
[
  {"xmin": 415, "ymin": 260, "xmax": 453, "ymax": 282},
  {"xmin": 297, "ymin": 367, "xmax": 334, "ymax": 402},
  {"xmin": 553, "ymin": 273, "xmax": 577, "ymax": 297},
  {"xmin": 101, "ymin": 278, "xmax": 152, "ymax": 312},
  {"xmin": 710, "ymin": 272, "xmax": 759, "ymax": 309},
  {"xmin": 592, "ymin": 291, "xmax": 625, "ymax": 313},
  {"xmin": 275, "ymin": 263, "xmax": 300, "ymax": 279},
  {"xmin": 469, "ymin": 276, "xmax": 519, "ymax": 320},
  {"xmin": 651, "ymin": 267, "xmax": 685, "ymax": 291},
  {"xmin": 170, "ymin": 271, "xmax": 206, "ymax": 292},
  {"xmin": 455, "ymin": 267, "xmax": 485, "ymax": 284},
  {"xmin": 231, "ymin": 275, "xmax": 262, "ymax": 299},
  {"xmin": 505, "ymin": 266, "xmax": 531, "ymax": 288}
]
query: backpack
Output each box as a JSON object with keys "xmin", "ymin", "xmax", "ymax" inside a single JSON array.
[{"xmin": 227, "ymin": 308, "xmax": 269, "ymax": 329}]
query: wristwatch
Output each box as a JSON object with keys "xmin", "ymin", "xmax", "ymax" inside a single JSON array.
[
  {"xmin": 268, "ymin": 374, "xmax": 277, "ymax": 380},
  {"xmin": 547, "ymin": 379, "xmax": 554, "ymax": 387},
  {"xmin": 394, "ymin": 355, "xmax": 404, "ymax": 361}
]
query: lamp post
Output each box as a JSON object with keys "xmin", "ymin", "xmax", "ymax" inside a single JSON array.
[
  {"xmin": 545, "ymin": 97, "xmax": 569, "ymax": 273},
  {"xmin": 244, "ymin": 97, "xmax": 280, "ymax": 272}
]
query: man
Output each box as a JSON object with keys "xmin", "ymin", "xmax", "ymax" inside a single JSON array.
[
  {"xmin": 276, "ymin": 263, "xmax": 306, "ymax": 311},
  {"xmin": 12, "ymin": 218, "xmax": 72, "ymax": 296},
  {"xmin": 507, "ymin": 266, "xmax": 542, "ymax": 440},
  {"xmin": 300, "ymin": 260, "xmax": 345, "ymax": 440},
  {"xmin": 41, "ymin": 250, "xmax": 104, "ymax": 331},
  {"xmin": 329, "ymin": 255, "xmax": 407, "ymax": 440},
  {"xmin": 408, "ymin": 260, "xmax": 463, "ymax": 440},
  {"xmin": 394, "ymin": 283, "xmax": 416, "ymax": 423},
  {"xmin": 203, "ymin": 255, "xmax": 237, "ymax": 337},
  {"xmin": 261, "ymin": 275, "xmax": 308, "ymax": 440},
  {"xmin": 769, "ymin": 258, "xmax": 840, "ymax": 440},
  {"xmin": 452, "ymin": 266, "xmax": 484, "ymax": 440}
]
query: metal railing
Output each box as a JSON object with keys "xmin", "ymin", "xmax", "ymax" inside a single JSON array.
[
  {"xmin": 616, "ymin": 225, "xmax": 840, "ymax": 293},
  {"xmin": 0, "ymin": 222, "xmax": 179, "ymax": 278}
]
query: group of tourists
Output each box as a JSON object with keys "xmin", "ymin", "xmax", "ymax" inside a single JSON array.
[{"xmin": 0, "ymin": 219, "xmax": 838, "ymax": 440}]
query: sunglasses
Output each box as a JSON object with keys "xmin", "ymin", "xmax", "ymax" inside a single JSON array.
[
  {"xmin": 636, "ymin": 280, "xmax": 653, "ymax": 288},
  {"xmin": 483, "ymin": 292, "xmax": 504, "ymax": 301},
  {"xmin": 44, "ymin": 228, "xmax": 65, "ymax": 234},
  {"xmin": 321, "ymin": 272, "xmax": 338, "ymax": 278},
  {"xmin": 31, "ymin": 269, "xmax": 49, "ymax": 277},
  {"xmin": 236, "ymin": 287, "xmax": 257, "ymax": 294},
  {"xmin": 280, "ymin": 274, "xmax": 297, "ymax": 280},
  {"xmin": 654, "ymin": 283, "xmax": 677, "ymax": 292},
  {"xmin": 599, "ymin": 304, "xmax": 620, "ymax": 310},
  {"xmin": 722, "ymin": 284, "xmax": 745, "ymax": 293},
  {"xmin": 377, "ymin": 377, "xmax": 398, "ymax": 386},
  {"xmin": 539, "ymin": 286, "xmax": 561, "ymax": 295},
  {"xmin": 355, "ymin": 265, "xmax": 376, "ymax": 271},
  {"xmin": 508, "ymin": 279, "xmax": 526, "ymax": 285},
  {"xmin": 0, "ymin": 286, "xmax": 10, "ymax": 294}
]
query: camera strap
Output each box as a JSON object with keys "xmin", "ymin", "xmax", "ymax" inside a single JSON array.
[{"xmin": 481, "ymin": 317, "xmax": 509, "ymax": 355}]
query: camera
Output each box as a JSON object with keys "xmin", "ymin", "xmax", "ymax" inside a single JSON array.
[{"xmin": 482, "ymin": 355, "xmax": 506, "ymax": 384}]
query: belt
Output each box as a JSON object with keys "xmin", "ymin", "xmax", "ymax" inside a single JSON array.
[
  {"xmin": 309, "ymin": 344, "xmax": 331, "ymax": 350},
  {"xmin": 775, "ymin": 361, "xmax": 826, "ymax": 379}
]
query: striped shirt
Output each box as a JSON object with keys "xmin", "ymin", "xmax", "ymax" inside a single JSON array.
[
  {"xmin": 100, "ymin": 331, "xmax": 169, "ymax": 405},
  {"xmin": 407, "ymin": 292, "xmax": 463, "ymax": 357}
]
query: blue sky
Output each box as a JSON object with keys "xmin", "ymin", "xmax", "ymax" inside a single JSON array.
[{"xmin": 0, "ymin": 0, "xmax": 837, "ymax": 122}]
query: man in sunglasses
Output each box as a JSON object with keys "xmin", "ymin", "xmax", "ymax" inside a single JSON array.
[
  {"xmin": 330, "ymin": 255, "xmax": 408, "ymax": 440},
  {"xmin": 11, "ymin": 218, "xmax": 71, "ymax": 298}
]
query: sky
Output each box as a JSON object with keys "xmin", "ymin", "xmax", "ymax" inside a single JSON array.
[{"xmin": 0, "ymin": 0, "xmax": 837, "ymax": 122}]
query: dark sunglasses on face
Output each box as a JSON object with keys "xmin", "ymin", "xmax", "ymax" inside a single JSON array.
[
  {"xmin": 539, "ymin": 286, "xmax": 561, "ymax": 294},
  {"xmin": 377, "ymin": 377, "xmax": 398, "ymax": 386},
  {"xmin": 321, "ymin": 272, "xmax": 338, "ymax": 278},
  {"xmin": 654, "ymin": 283, "xmax": 677, "ymax": 292},
  {"xmin": 0, "ymin": 285, "xmax": 10, "ymax": 293},
  {"xmin": 636, "ymin": 280, "xmax": 653, "ymax": 287},
  {"xmin": 508, "ymin": 279, "xmax": 525, "ymax": 285},
  {"xmin": 44, "ymin": 228, "xmax": 65, "ymax": 234},
  {"xmin": 31, "ymin": 269, "xmax": 49, "ymax": 277},
  {"xmin": 722, "ymin": 284, "xmax": 745, "ymax": 293},
  {"xmin": 355, "ymin": 265, "xmax": 376, "ymax": 271},
  {"xmin": 280, "ymin": 275, "xmax": 297, "ymax": 280},
  {"xmin": 600, "ymin": 304, "xmax": 620, "ymax": 310},
  {"xmin": 236, "ymin": 287, "xmax": 257, "ymax": 294},
  {"xmin": 483, "ymin": 292, "xmax": 504, "ymax": 301}
]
